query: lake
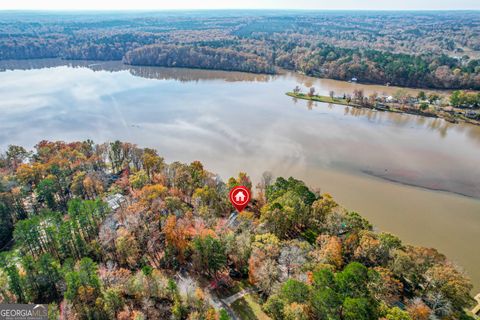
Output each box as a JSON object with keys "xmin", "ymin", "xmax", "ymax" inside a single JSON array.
[{"xmin": 1, "ymin": 59, "xmax": 479, "ymax": 292}]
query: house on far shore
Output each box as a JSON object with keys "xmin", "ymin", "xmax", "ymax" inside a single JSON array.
[
  {"xmin": 386, "ymin": 96, "xmax": 396, "ymax": 103},
  {"xmin": 471, "ymin": 293, "xmax": 480, "ymax": 317},
  {"xmin": 466, "ymin": 110, "xmax": 479, "ymax": 119}
]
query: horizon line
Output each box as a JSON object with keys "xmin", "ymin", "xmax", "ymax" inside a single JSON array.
[{"xmin": 1, "ymin": 8, "xmax": 479, "ymax": 12}]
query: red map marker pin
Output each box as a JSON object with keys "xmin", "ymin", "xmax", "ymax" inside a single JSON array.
[{"xmin": 229, "ymin": 186, "xmax": 251, "ymax": 212}]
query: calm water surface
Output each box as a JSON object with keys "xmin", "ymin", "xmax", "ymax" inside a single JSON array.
[{"xmin": 1, "ymin": 60, "xmax": 479, "ymax": 291}]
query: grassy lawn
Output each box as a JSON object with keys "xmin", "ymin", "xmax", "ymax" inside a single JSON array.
[
  {"xmin": 286, "ymin": 92, "xmax": 357, "ymax": 107},
  {"xmin": 231, "ymin": 293, "xmax": 271, "ymax": 320}
]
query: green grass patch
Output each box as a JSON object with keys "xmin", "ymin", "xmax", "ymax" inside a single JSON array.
[
  {"xmin": 231, "ymin": 293, "xmax": 271, "ymax": 320},
  {"xmin": 286, "ymin": 92, "xmax": 357, "ymax": 107}
]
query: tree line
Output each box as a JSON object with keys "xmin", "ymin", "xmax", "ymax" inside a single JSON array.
[{"xmin": 123, "ymin": 44, "xmax": 275, "ymax": 74}]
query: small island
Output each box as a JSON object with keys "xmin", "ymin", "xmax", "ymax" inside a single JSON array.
[{"xmin": 287, "ymin": 87, "xmax": 480, "ymax": 126}]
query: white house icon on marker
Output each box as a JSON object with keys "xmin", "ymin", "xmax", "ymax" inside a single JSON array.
[{"xmin": 234, "ymin": 191, "xmax": 246, "ymax": 202}]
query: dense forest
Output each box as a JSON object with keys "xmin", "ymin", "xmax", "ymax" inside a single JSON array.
[
  {"xmin": 0, "ymin": 140, "xmax": 475, "ymax": 319},
  {"xmin": 123, "ymin": 44, "xmax": 275, "ymax": 74},
  {"xmin": 0, "ymin": 11, "xmax": 479, "ymax": 89}
]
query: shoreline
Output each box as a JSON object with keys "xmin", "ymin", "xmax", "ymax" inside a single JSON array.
[
  {"xmin": 0, "ymin": 57, "xmax": 478, "ymax": 92},
  {"xmin": 286, "ymin": 92, "xmax": 480, "ymax": 126}
]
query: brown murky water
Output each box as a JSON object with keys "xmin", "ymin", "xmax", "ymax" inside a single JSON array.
[{"xmin": 1, "ymin": 60, "xmax": 479, "ymax": 291}]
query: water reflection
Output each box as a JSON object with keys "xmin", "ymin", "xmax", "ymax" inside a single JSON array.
[
  {"xmin": 0, "ymin": 58, "xmax": 445, "ymax": 94},
  {"xmin": 290, "ymin": 71, "xmax": 446, "ymax": 97},
  {"xmin": 128, "ymin": 65, "xmax": 273, "ymax": 83},
  {"xmin": 296, "ymin": 97, "xmax": 462, "ymax": 141},
  {"xmin": 0, "ymin": 59, "xmax": 460, "ymax": 140},
  {"xmin": 0, "ymin": 59, "xmax": 273, "ymax": 83}
]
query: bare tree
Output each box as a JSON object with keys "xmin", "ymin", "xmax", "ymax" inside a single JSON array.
[
  {"xmin": 278, "ymin": 241, "xmax": 309, "ymax": 279},
  {"xmin": 353, "ymin": 89, "xmax": 364, "ymax": 102},
  {"xmin": 255, "ymin": 258, "xmax": 280, "ymax": 295},
  {"xmin": 368, "ymin": 92, "xmax": 378, "ymax": 106},
  {"xmin": 261, "ymin": 171, "xmax": 273, "ymax": 189}
]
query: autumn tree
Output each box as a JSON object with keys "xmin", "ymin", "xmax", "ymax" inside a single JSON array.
[
  {"xmin": 142, "ymin": 148, "xmax": 164, "ymax": 181},
  {"xmin": 249, "ymin": 234, "xmax": 281, "ymax": 295},
  {"xmin": 283, "ymin": 302, "xmax": 309, "ymax": 320},
  {"xmin": 368, "ymin": 267, "xmax": 403, "ymax": 305},
  {"xmin": 313, "ymin": 235, "xmax": 343, "ymax": 270},
  {"xmin": 368, "ymin": 92, "xmax": 378, "ymax": 106},
  {"xmin": 137, "ymin": 184, "xmax": 167, "ymax": 209},
  {"xmin": 189, "ymin": 160, "xmax": 207, "ymax": 191},
  {"xmin": 115, "ymin": 228, "xmax": 141, "ymax": 268},
  {"xmin": 82, "ymin": 174, "xmax": 104, "ymax": 199},
  {"xmin": 311, "ymin": 193, "xmax": 338, "ymax": 230},
  {"xmin": 130, "ymin": 170, "xmax": 148, "ymax": 189},
  {"xmin": 406, "ymin": 299, "xmax": 431, "ymax": 320},
  {"xmin": 227, "ymin": 172, "xmax": 252, "ymax": 190},
  {"xmin": 353, "ymin": 230, "xmax": 388, "ymax": 267},
  {"xmin": 16, "ymin": 163, "xmax": 46, "ymax": 187},
  {"xmin": 353, "ymin": 89, "xmax": 364, "ymax": 103},
  {"xmin": 163, "ymin": 215, "xmax": 190, "ymax": 264},
  {"xmin": 424, "ymin": 264, "xmax": 474, "ymax": 313},
  {"xmin": 192, "ymin": 185, "xmax": 228, "ymax": 218}
]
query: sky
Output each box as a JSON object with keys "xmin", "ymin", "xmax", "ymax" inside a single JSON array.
[{"xmin": 0, "ymin": 0, "xmax": 479, "ymax": 11}]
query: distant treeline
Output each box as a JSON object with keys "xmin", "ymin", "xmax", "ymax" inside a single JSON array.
[
  {"xmin": 1, "ymin": 12, "xmax": 480, "ymax": 89},
  {"xmin": 123, "ymin": 44, "xmax": 275, "ymax": 74},
  {"xmin": 0, "ymin": 34, "xmax": 159, "ymax": 61},
  {"xmin": 277, "ymin": 45, "xmax": 480, "ymax": 89}
]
